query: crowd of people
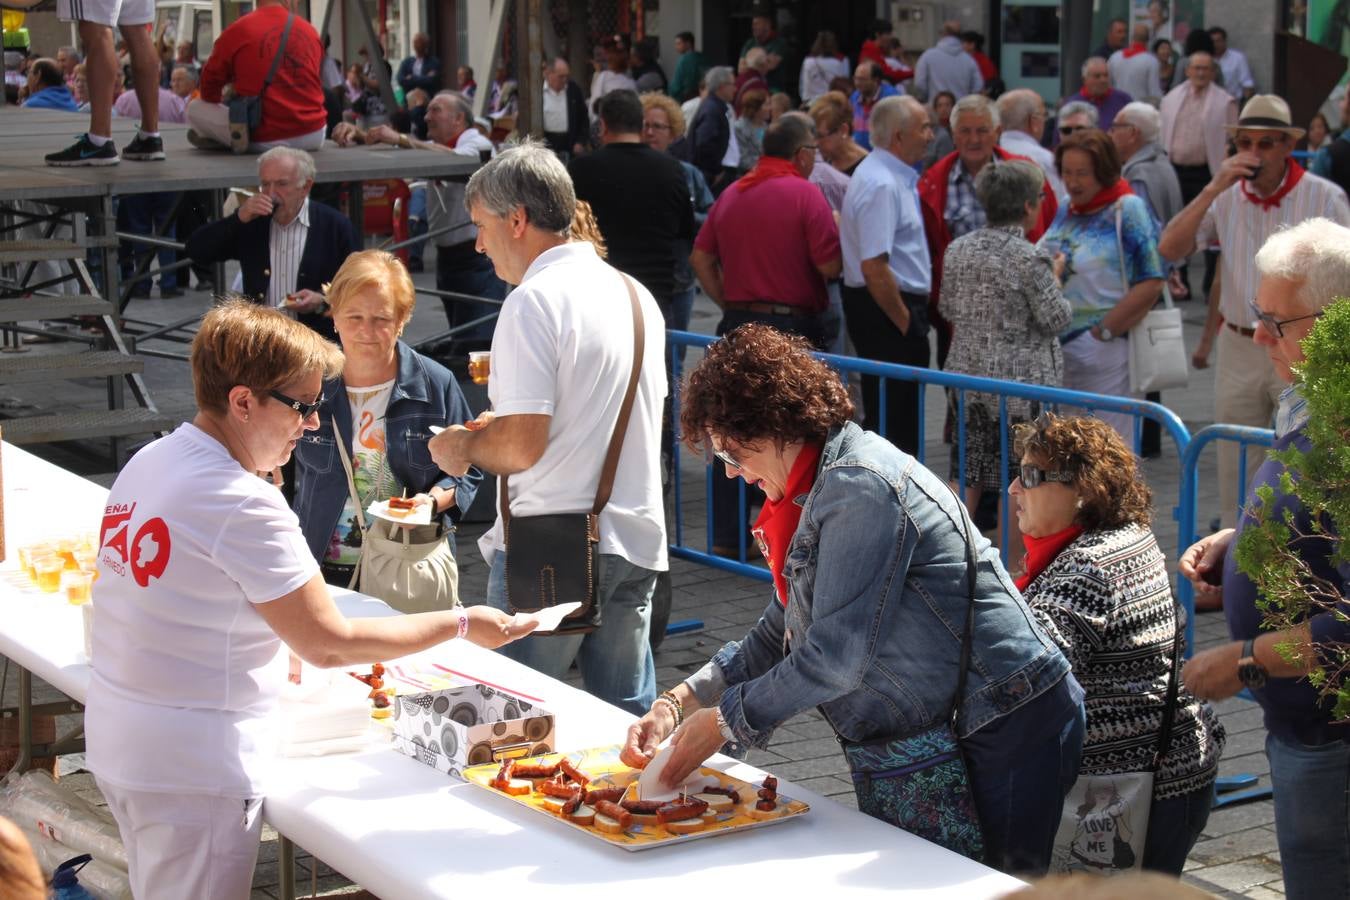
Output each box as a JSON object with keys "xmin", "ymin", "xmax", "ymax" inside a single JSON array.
[{"xmin": 5, "ymin": 7, "xmax": 1350, "ymax": 900}]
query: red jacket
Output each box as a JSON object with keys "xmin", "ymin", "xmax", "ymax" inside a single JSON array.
[
  {"xmin": 859, "ymin": 39, "xmax": 913, "ymax": 84},
  {"xmin": 918, "ymin": 147, "xmax": 1058, "ymax": 362},
  {"xmin": 199, "ymin": 5, "xmax": 326, "ymax": 143}
]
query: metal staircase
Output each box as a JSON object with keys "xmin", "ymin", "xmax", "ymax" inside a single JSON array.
[{"xmin": 0, "ymin": 214, "xmax": 175, "ymax": 465}]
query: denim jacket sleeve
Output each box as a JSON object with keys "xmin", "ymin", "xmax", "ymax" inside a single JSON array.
[
  {"xmin": 683, "ymin": 598, "xmax": 789, "ymax": 712},
  {"xmin": 715, "ymin": 464, "xmax": 917, "ymax": 749}
]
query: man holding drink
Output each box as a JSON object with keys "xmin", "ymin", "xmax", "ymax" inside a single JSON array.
[
  {"xmin": 1159, "ymin": 94, "xmax": 1350, "ymax": 531},
  {"xmin": 428, "ymin": 142, "xmax": 668, "ymax": 716}
]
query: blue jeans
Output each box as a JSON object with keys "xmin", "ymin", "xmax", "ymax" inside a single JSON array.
[
  {"xmin": 117, "ymin": 193, "xmax": 179, "ymax": 293},
  {"xmin": 435, "ymin": 240, "xmax": 508, "ymax": 349},
  {"xmin": 407, "ymin": 185, "xmax": 428, "ymax": 267},
  {"xmin": 486, "ymin": 551, "xmax": 657, "ymax": 717},
  {"xmin": 963, "ymin": 674, "xmax": 1086, "ymax": 876},
  {"xmin": 1267, "ymin": 731, "xmax": 1350, "ymax": 900},
  {"xmin": 1141, "ymin": 781, "xmax": 1215, "ymax": 875}
]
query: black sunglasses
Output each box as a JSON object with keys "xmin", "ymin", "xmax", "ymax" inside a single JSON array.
[
  {"xmin": 1059, "ymin": 125, "xmax": 1087, "ymax": 136},
  {"xmin": 1247, "ymin": 299, "xmax": 1320, "ymax": 339},
  {"xmin": 1018, "ymin": 464, "xmax": 1073, "ymax": 489},
  {"xmin": 269, "ymin": 388, "xmax": 322, "ymax": 418}
]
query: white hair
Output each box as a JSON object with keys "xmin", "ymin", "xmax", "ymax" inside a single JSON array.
[
  {"xmin": 996, "ymin": 89, "xmax": 1042, "ymax": 133},
  {"xmin": 257, "ymin": 146, "xmax": 316, "ymax": 184},
  {"xmin": 1116, "ymin": 101, "xmax": 1160, "ymax": 143},
  {"xmin": 1081, "ymin": 56, "xmax": 1109, "ymax": 78},
  {"xmin": 870, "ymin": 95, "xmax": 923, "ymax": 149},
  {"xmin": 1059, "ymin": 100, "xmax": 1100, "ymax": 126},
  {"xmin": 949, "ymin": 93, "xmax": 999, "ymax": 130},
  {"xmin": 1255, "ymin": 218, "xmax": 1350, "ymax": 315}
]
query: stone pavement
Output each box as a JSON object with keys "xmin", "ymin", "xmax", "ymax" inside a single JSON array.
[{"xmin": 1, "ymin": 255, "xmax": 1285, "ymax": 898}]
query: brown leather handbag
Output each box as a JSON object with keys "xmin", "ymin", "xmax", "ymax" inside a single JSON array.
[{"xmin": 501, "ymin": 273, "xmax": 645, "ymax": 635}]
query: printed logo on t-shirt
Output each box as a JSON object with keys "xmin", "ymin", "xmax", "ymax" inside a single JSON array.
[{"xmin": 99, "ymin": 502, "xmax": 172, "ymax": 588}]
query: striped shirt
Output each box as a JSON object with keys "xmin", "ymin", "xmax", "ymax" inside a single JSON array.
[
  {"xmin": 266, "ymin": 197, "xmax": 310, "ymax": 309},
  {"xmin": 1196, "ymin": 167, "xmax": 1350, "ymax": 325}
]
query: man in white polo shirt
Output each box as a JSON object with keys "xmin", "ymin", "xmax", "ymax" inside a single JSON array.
[
  {"xmin": 1160, "ymin": 95, "xmax": 1350, "ymax": 535},
  {"xmin": 428, "ymin": 141, "xmax": 668, "ymax": 716}
]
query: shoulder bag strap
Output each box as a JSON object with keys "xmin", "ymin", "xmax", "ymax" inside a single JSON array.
[
  {"xmin": 333, "ymin": 416, "xmax": 368, "ymax": 590},
  {"xmin": 1150, "ymin": 605, "xmax": 1185, "ymax": 772},
  {"xmin": 499, "ymin": 271, "xmax": 645, "ymax": 526},
  {"xmin": 947, "ymin": 486, "xmax": 978, "ymax": 728},
  {"xmin": 264, "ymin": 14, "xmax": 295, "ymax": 89}
]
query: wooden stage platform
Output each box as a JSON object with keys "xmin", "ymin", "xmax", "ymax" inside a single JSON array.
[{"xmin": 0, "ymin": 107, "xmax": 480, "ymax": 202}]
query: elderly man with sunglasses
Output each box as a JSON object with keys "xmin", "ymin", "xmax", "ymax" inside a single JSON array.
[
  {"xmin": 1179, "ymin": 218, "xmax": 1350, "ymax": 900},
  {"xmin": 1159, "ymin": 96, "xmax": 1350, "ymax": 533}
]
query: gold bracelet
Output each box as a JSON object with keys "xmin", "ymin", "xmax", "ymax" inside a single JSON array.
[{"xmin": 400, "ymin": 133, "xmax": 411, "ymax": 149}]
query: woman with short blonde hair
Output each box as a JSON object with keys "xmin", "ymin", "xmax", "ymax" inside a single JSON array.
[
  {"xmin": 89, "ymin": 299, "xmax": 534, "ymax": 899},
  {"xmin": 292, "ymin": 250, "xmax": 483, "ymax": 600}
]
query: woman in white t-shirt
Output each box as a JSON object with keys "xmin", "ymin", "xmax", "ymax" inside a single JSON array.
[{"xmin": 86, "ymin": 300, "xmax": 536, "ymax": 900}]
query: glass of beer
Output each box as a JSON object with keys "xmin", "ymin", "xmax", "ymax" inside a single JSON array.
[{"xmin": 468, "ymin": 351, "xmax": 491, "ymax": 386}]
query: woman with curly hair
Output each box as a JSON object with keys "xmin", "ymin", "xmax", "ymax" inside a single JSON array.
[
  {"xmin": 1010, "ymin": 414, "xmax": 1225, "ymax": 874},
  {"xmin": 621, "ymin": 323, "xmax": 1086, "ymax": 875}
]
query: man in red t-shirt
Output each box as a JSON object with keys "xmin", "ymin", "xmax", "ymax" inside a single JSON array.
[
  {"xmin": 691, "ymin": 112, "xmax": 841, "ymax": 554},
  {"xmin": 186, "ymin": 0, "xmax": 326, "ymax": 153}
]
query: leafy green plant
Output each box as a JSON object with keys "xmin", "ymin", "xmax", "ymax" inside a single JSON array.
[{"xmin": 1234, "ymin": 298, "xmax": 1350, "ymax": 719}]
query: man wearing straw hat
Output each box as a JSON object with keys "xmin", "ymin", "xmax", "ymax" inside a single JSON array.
[{"xmin": 1159, "ymin": 95, "xmax": 1349, "ymax": 542}]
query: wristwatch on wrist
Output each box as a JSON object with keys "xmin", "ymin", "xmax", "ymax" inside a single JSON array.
[
  {"xmin": 1237, "ymin": 638, "xmax": 1268, "ymax": 689},
  {"xmin": 1097, "ymin": 324, "xmax": 1114, "ymax": 341}
]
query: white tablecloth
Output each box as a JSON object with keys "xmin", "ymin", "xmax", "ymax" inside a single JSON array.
[{"xmin": 1, "ymin": 442, "xmax": 1025, "ymax": 898}]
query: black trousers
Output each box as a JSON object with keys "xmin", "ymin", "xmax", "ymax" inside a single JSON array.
[{"xmin": 841, "ymin": 285, "xmax": 931, "ymax": 457}]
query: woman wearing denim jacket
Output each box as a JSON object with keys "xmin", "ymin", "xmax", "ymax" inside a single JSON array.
[
  {"xmin": 622, "ymin": 324, "xmax": 1086, "ymax": 875},
  {"xmin": 291, "ymin": 250, "xmax": 480, "ymax": 598}
]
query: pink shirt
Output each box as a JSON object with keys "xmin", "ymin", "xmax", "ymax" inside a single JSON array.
[
  {"xmin": 694, "ymin": 173, "xmax": 840, "ymax": 312},
  {"xmin": 113, "ymin": 88, "xmax": 189, "ymax": 124}
]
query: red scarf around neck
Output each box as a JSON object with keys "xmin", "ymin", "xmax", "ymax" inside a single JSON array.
[
  {"xmin": 1240, "ymin": 159, "xmax": 1305, "ymax": 210},
  {"xmin": 1015, "ymin": 524, "xmax": 1084, "ymax": 592},
  {"xmin": 1121, "ymin": 42, "xmax": 1147, "ymax": 58},
  {"xmin": 751, "ymin": 441, "xmax": 823, "ymax": 606},
  {"xmin": 1069, "ymin": 178, "xmax": 1133, "ymax": 215},
  {"xmin": 1078, "ymin": 86, "xmax": 1111, "ymax": 107},
  {"xmin": 736, "ymin": 156, "xmax": 802, "ymax": 193}
]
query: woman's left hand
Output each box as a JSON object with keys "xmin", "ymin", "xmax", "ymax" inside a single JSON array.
[{"xmin": 661, "ymin": 708, "xmax": 726, "ymax": 790}]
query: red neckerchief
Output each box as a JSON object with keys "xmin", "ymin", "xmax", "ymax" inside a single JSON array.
[
  {"xmin": 1240, "ymin": 160, "xmax": 1305, "ymax": 210},
  {"xmin": 1121, "ymin": 42, "xmax": 1147, "ymax": 58},
  {"xmin": 736, "ymin": 156, "xmax": 801, "ymax": 192},
  {"xmin": 1078, "ymin": 87, "xmax": 1111, "ymax": 107},
  {"xmin": 751, "ymin": 442, "xmax": 823, "ymax": 607},
  {"xmin": 1015, "ymin": 524, "xmax": 1084, "ymax": 593},
  {"xmin": 1069, "ymin": 178, "xmax": 1133, "ymax": 215}
]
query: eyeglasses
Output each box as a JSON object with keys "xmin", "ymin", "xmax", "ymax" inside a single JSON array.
[
  {"xmin": 269, "ymin": 388, "xmax": 322, "ymax": 418},
  {"xmin": 1108, "ymin": 121, "xmax": 1136, "ymax": 131},
  {"xmin": 259, "ymin": 178, "xmax": 294, "ymax": 191},
  {"xmin": 1059, "ymin": 125, "xmax": 1088, "ymax": 136},
  {"xmin": 1247, "ymin": 299, "xmax": 1320, "ymax": 338},
  {"xmin": 713, "ymin": 446, "xmax": 742, "ymax": 470},
  {"xmin": 1018, "ymin": 464, "xmax": 1073, "ymax": 489},
  {"xmin": 1235, "ymin": 136, "xmax": 1283, "ymax": 152},
  {"xmin": 642, "ymin": 121, "xmax": 671, "ymax": 131},
  {"xmin": 799, "ymin": 143, "xmax": 818, "ymax": 153}
]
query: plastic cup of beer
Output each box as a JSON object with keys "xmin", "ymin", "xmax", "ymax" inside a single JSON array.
[
  {"xmin": 32, "ymin": 555, "xmax": 64, "ymax": 593},
  {"xmin": 468, "ymin": 351, "xmax": 491, "ymax": 386},
  {"xmin": 62, "ymin": 569, "xmax": 94, "ymax": 605},
  {"xmin": 17, "ymin": 544, "xmax": 48, "ymax": 582},
  {"xmin": 74, "ymin": 551, "xmax": 100, "ymax": 582},
  {"xmin": 55, "ymin": 538, "xmax": 81, "ymax": 570}
]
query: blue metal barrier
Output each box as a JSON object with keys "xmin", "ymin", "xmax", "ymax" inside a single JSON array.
[
  {"xmin": 1175, "ymin": 423, "xmax": 1276, "ymax": 651},
  {"xmin": 664, "ymin": 329, "xmax": 1192, "ymax": 583}
]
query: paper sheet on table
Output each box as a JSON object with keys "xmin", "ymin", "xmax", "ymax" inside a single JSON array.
[{"xmin": 525, "ymin": 601, "xmax": 583, "ymax": 633}]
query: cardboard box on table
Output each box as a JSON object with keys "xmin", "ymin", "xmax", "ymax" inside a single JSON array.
[{"xmin": 392, "ymin": 683, "xmax": 554, "ymax": 780}]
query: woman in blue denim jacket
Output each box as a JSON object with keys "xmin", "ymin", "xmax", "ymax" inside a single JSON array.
[
  {"xmin": 622, "ymin": 324, "xmax": 1085, "ymax": 875},
  {"xmin": 291, "ymin": 251, "xmax": 480, "ymax": 597}
]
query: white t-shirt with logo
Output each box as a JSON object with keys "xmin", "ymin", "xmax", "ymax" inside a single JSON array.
[
  {"xmin": 86, "ymin": 424, "xmax": 318, "ymax": 797},
  {"xmin": 478, "ymin": 241, "xmax": 669, "ymax": 572},
  {"xmin": 327, "ymin": 380, "xmax": 400, "ymax": 566}
]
